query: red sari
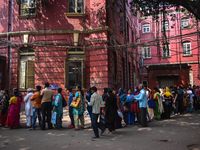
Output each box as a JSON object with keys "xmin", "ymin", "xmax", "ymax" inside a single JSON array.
[{"xmin": 8, "ymin": 96, "xmax": 21, "ymax": 128}]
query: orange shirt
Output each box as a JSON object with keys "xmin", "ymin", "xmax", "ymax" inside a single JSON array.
[{"xmin": 30, "ymin": 91, "xmax": 42, "ymax": 108}]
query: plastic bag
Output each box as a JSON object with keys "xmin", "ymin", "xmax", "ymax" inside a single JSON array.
[
  {"xmin": 117, "ymin": 110, "xmax": 123, "ymax": 118},
  {"xmin": 51, "ymin": 111, "xmax": 57, "ymax": 124}
]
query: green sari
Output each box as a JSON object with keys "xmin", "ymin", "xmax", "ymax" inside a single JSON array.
[
  {"xmin": 52, "ymin": 94, "xmax": 63, "ymax": 128},
  {"xmin": 153, "ymin": 92, "xmax": 161, "ymax": 120}
]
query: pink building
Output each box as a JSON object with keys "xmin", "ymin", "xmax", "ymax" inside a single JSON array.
[
  {"xmin": 139, "ymin": 8, "xmax": 200, "ymax": 88},
  {"xmin": 0, "ymin": 0, "xmax": 140, "ymax": 96}
]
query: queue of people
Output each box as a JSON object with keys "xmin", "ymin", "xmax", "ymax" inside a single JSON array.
[{"xmin": 0, "ymin": 83, "xmax": 200, "ymax": 139}]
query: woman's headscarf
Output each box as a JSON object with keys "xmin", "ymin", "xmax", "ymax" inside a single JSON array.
[
  {"xmin": 134, "ymin": 86, "xmax": 140, "ymax": 95},
  {"xmin": 118, "ymin": 88, "xmax": 125, "ymax": 96},
  {"xmin": 163, "ymin": 87, "xmax": 173, "ymax": 97}
]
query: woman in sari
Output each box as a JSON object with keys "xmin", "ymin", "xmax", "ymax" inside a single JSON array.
[
  {"xmin": 134, "ymin": 86, "xmax": 140, "ymax": 123},
  {"xmin": 105, "ymin": 89, "xmax": 118, "ymax": 134},
  {"xmin": 153, "ymin": 87, "xmax": 163, "ymax": 120},
  {"xmin": 127, "ymin": 89, "xmax": 135, "ymax": 125},
  {"xmin": 52, "ymin": 88, "xmax": 63, "ymax": 129},
  {"xmin": 73, "ymin": 85, "xmax": 85, "ymax": 130},
  {"xmin": 118, "ymin": 88, "xmax": 128, "ymax": 127},
  {"xmin": 8, "ymin": 90, "xmax": 21, "ymax": 129},
  {"xmin": 162, "ymin": 87, "xmax": 173, "ymax": 119},
  {"xmin": 113, "ymin": 90, "xmax": 122, "ymax": 129},
  {"xmin": 86, "ymin": 88, "xmax": 92, "ymax": 127}
]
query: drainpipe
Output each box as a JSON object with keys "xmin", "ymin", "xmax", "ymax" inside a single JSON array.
[
  {"xmin": 124, "ymin": 0, "xmax": 129, "ymax": 90},
  {"xmin": 9, "ymin": 0, "xmax": 13, "ymax": 95}
]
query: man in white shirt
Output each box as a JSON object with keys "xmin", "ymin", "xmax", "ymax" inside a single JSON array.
[
  {"xmin": 87, "ymin": 86, "xmax": 106, "ymax": 139},
  {"xmin": 24, "ymin": 88, "xmax": 34, "ymax": 127}
]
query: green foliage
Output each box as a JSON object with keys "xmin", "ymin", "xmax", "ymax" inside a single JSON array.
[
  {"xmin": 92, "ymin": 3, "xmax": 105, "ymax": 25},
  {"xmin": 130, "ymin": 0, "xmax": 200, "ymax": 20}
]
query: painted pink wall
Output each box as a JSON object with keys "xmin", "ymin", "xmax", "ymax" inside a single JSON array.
[{"xmin": 139, "ymin": 9, "xmax": 200, "ymax": 85}]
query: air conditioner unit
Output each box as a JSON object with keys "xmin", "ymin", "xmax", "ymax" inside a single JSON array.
[{"xmin": 182, "ymin": 21, "xmax": 189, "ymax": 27}]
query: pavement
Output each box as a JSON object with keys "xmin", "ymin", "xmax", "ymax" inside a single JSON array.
[{"xmin": 0, "ymin": 110, "xmax": 200, "ymax": 150}]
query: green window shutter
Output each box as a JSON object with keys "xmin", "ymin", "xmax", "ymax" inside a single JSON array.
[{"xmin": 26, "ymin": 60, "xmax": 35, "ymax": 89}]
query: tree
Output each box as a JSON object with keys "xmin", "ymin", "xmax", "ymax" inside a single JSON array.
[{"xmin": 130, "ymin": 0, "xmax": 200, "ymax": 20}]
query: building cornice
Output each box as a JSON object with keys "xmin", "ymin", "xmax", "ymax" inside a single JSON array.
[
  {"xmin": 144, "ymin": 61, "xmax": 199, "ymax": 67},
  {"xmin": 0, "ymin": 26, "xmax": 112, "ymax": 37}
]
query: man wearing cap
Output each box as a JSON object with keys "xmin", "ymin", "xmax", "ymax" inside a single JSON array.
[{"xmin": 24, "ymin": 88, "xmax": 34, "ymax": 127}]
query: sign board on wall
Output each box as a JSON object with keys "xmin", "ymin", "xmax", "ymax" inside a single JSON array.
[{"xmin": 49, "ymin": 85, "xmax": 58, "ymax": 90}]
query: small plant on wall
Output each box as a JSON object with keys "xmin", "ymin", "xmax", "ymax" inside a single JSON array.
[{"xmin": 92, "ymin": 2, "xmax": 106, "ymax": 26}]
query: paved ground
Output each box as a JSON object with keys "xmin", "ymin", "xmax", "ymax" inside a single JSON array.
[{"xmin": 0, "ymin": 110, "xmax": 200, "ymax": 150}]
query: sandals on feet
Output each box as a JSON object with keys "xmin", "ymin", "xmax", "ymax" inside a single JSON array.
[{"xmin": 73, "ymin": 128, "xmax": 79, "ymax": 131}]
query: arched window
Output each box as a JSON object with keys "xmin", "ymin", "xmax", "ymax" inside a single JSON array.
[
  {"xmin": 182, "ymin": 41, "xmax": 191, "ymax": 56},
  {"xmin": 19, "ymin": 48, "xmax": 35, "ymax": 89},
  {"xmin": 65, "ymin": 48, "xmax": 85, "ymax": 89}
]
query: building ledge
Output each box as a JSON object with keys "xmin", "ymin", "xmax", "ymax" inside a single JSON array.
[
  {"xmin": 183, "ymin": 54, "xmax": 193, "ymax": 57},
  {"xmin": 146, "ymin": 63, "xmax": 191, "ymax": 71},
  {"xmin": 144, "ymin": 57, "xmax": 151, "ymax": 59},
  {"xmin": 161, "ymin": 30, "xmax": 170, "ymax": 32},
  {"xmin": 142, "ymin": 32, "xmax": 150, "ymax": 34},
  {"xmin": 65, "ymin": 13, "xmax": 87, "ymax": 17},
  {"xmin": 157, "ymin": 74, "xmax": 179, "ymax": 77},
  {"xmin": 162, "ymin": 56, "xmax": 171, "ymax": 58},
  {"xmin": 17, "ymin": 14, "xmax": 36, "ymax": 19}
]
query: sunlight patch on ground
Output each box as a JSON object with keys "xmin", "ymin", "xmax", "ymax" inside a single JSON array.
[
  {"xmin": 137, "ymin": 127, "xmax": 152, "ymax": 131},
  {"xmin": 16, "ymin": 138, "xmax": 25, "ymax": 141},
  {"xmin": 47, "ymin": 132, "xmax": 55, "ymax": 135},
  {"xmin": 19, "ymin": 147, "xmax": 31, "ymax": 150},
  {"xmin": 163, "ymin": 119, "xmax": 176, "ymax": 122},
  {"xmin": 180, "ymin": 121, "xmax": 200, "ymax": 126},
  {"xmin": 56, "ymin": 134, "xmax": 66, "ymax": 136}
]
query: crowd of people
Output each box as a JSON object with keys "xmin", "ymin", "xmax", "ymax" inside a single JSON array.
[{"xmin": 0, "ymin": 83, "xmax": 200, "ymax": 139}]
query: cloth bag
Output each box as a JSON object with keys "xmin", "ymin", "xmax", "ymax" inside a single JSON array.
[
  {"xmin": 70, "ymin": 98, "xmax": 81, "ymax": 108},
  {"xmin": 62, "ymin": 98, "xmax": 67, "ymax": 107},
  {"xmin": 51, "ymin": 111, "xmax": 57, "ymax": 124},
  {"xmin": 148, "ymin": 100, "xmax": 156, "ymax": 108},
  {"xmin": 131, "ymin": 101, "xmax": 139, "ymax": 113}
]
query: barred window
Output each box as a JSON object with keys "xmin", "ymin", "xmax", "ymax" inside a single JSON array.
[
  {"xmin": 183, "ymin": 41, "xmax": 191, "ymax": 56},
  {"xmin": 161, "ymin": 21, "xmax": 169, "ymax": 31},
  {"xmin": 143, "ymin": 46, "xmax": 151, "ymax": 59},
  {"xmin": 21, "ymin": 0, "xmax": 36, "ymax": 16},
  {"xmin": 68, "ymin": 0, "xmax": 84, "ymax": 13},
  {"xmin": 65, "ymin": 48, "xmax": 85, "ymax": 89},
  {"xmin": 143, "ymin": 23, "xmax": 150, "ymax": 33},
  {"xmin": 181, "ymin": 18, "xmax": 189, "ymax": 29},
  {"xmin": 162, "ymin": 43, "xmax": 170, "ymax": 58}
]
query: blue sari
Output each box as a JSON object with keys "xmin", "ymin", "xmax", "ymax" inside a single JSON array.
[{"xmin": 127, "ymin": 95, "xmax": 135, "ymax": 124}]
